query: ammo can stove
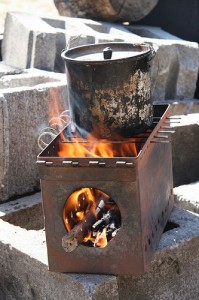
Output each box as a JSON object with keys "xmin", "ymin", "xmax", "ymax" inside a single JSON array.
[{"xmin": 37, "ymin": 104, "xmax": 174, "ymax": 275}]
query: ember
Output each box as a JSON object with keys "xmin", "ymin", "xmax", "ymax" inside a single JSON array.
[{"xmin": 62, "ymin": 188, "xmax": 121, "ymax": 251}]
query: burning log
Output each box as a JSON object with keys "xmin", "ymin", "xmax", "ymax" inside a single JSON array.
[{"xmin": 62, "ymin": 198, "xmax": 105, "ymax": 252}]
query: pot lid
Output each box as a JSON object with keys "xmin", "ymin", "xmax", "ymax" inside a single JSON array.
[{"xmin": 62, "ymin": 42, "xmax": 152, "ymax": 62}]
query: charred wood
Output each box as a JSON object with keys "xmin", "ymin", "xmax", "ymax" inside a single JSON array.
[{"xmin": 62, "ymin": 198, "xmax": 105, "ymax": 252}]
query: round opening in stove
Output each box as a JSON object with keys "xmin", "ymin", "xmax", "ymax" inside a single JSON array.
[{"xmin": 62, "ymin": 188, "xmax": 121, "ymax": 249}]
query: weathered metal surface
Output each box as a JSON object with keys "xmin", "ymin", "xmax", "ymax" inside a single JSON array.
[
  {"xmin": 53, "ymin": 0, "xmax": 159, "ymax": 22},
  {"xmin": 138, "ymin": 134, "xmax": 174, "ymax": 268},
  {"xmin": 37, "ymin": 105, "xmax": 174, "ymax": 275},
  {"xmin": 62, "ymin": 43, "xmax": 155, "ymax": 138}
]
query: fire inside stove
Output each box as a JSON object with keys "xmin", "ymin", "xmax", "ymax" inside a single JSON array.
[
  {"xmin": 59, "ymin": 126, "xmax": 152, "ymax": 249},
  {"xmin": 56, "ymin": 125, "xmax": 153, "ymax": 250},
  {"xmin": 63, "ymin": 187, "xmax": 121, "ymax": 250},
  {"xmin": 58, "ymin": 126, "xmax": 152, "ymax": 158},
  {"xmin": 37, "ymin": 105, "xmax": 175, "ymax": 274}
]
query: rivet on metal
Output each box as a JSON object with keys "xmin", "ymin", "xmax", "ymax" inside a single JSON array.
[
  {"xmin": 154, "ymin": 135, "xmax": 169, "ymax": 139},
  {"xmin": 89, "ymin": 161, "xmax": 99, "ymax": 165},
  {"xmin": 166, "ymin": 116, "xmax": 181, "ymax": 119},
  {"xmin": 164, "ymin": 120, "xmax": 180, "ymax": 124},
  {"xmin": 161, "ymin": 126, "xmax": 172, "ymax": 129},
  {"xmin": 45, "ymin": 161, "xmax": 53, "ymax": 165},
  {"xmin": 151, "ymin": 140, "xmax": 170, "ymax": 144},
  {"xmin": 72, "ymin": 162, "xmax": 79, "ymax": 166},
  {"xmin": 99, "ymin": 162, "xmax": 106, "ymax": 166},
  {"xmin": 116, "ymin": 161, "xmax": 126, "ymax": 166},
  {"xmin": 62, "ymin": 161, "xmax": 72, "ymax": 165},
  {"xmin": 158, "ymin": 130, "xmax": 175, "ymax": 134}
]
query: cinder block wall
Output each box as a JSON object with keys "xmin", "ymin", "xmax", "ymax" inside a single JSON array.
[{"xmin": 0, "ymin": 70, "xmax": 67, "ymax": 201}]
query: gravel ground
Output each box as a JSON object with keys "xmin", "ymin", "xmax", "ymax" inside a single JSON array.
[{"xmin": 0, "ymin": 0, "xmax": 58, "ymax": 32}]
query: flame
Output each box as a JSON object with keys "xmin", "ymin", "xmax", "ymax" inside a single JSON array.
[
  {"xmin": 94, "ymin": 227, "xmax": 108, "ymax": 248},
  {"xmin": 83, "ymin": 230, "xmax": 95, "ymax": 243},
  {"xmin": 47, "ymin": 89, "xmax": 71, "ymax": 143},
  {"xmin": 63, "ymin": 188, "xmax": 95, "ymax": 232},
  {"xmin": 76, "ymin": 211, "xmax": 85, "ymax": 220},
  {"xmin": 58, "ymin": 132, "xmax": 142, "ymax": 158}
]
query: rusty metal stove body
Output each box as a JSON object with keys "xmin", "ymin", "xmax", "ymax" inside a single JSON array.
[{"xmin": 37, "ymin": 104, "xmax": 174, "ymax": 275}]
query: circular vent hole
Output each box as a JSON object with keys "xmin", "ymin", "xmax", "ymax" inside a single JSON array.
[{"xmin": 63, "ymin": 188, "xmax": 121, "ymax": 248}]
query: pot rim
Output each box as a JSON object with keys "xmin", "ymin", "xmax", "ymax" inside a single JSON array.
[{"xmin": 61, "ymin": 42, "xmax": 155, "ymax": 64}]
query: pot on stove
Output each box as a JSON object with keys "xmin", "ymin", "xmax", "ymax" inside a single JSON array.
[{"xmin": 61, "ymin": 42, "xmax": 156, "ymax": 138}]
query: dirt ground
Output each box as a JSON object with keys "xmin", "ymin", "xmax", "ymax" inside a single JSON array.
[{"xmin": 0, "ymin": 0, "xmax": 58, "ymax": 31}]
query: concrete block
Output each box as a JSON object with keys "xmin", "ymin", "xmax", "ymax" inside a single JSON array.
[
  {"xmin": 66, "ymin": 30, "xmax": 95, "ymax": 49},
  {"xmin": 2, "ymin": 12, "xmax": 31, "ymax": 68},
  {"xmin": 171, "ymin": 113, "xmax": 199, "ymax": 187},
  {"xmin": 0, "ymin": 192, "xmax": 43, "ymax": 230},
  {"xmin": 0, "ymin": 68, "xmax": 64, "ymax": 89},
  {"xmin": 62, "ymin": 20, "xmax": 199, "ymax": 101},
  {"xmin": 0, "ymin": 71, "xmax": 67, "ymax": 201},
  {"xmin": 129, "ymin": 25, "xmax": 199, "ymax": 101},
  {"xmin": 0, "ymin": 217, "xmax": 118, "ymax": 299},
  {"xmin": 150, "ymin": 40, "xmax": 199, "ymax": 101},
  {"xmin": 2, "ymin": 13, "xmax": 198, "ymax": 102},
  {"xmin": 2, "ymin": 13, "xmax": 142, "ymax": 72},
  {"xmin": 0, "ymin": 196, "xmax": 199, "ymax": 299},
  {"xmin": 0, "ymin": 94, "xmax": 9, "ymax": 201},
  {"xmin": 0, "ymin": 33, "xmax": 3, "ymax": 61},
  {"xmin": 151, "ymin": 43, "xmax": 179, "ymax": 101},
  {"xmin": 164, "ymin": 99, "xmax": 199, "ymax": 115},
  {"xmin": 118, "ymin": 207, "xmax": 199, "ymax": 300},
  {"xmin": 2, "ymin": 12, "xmax": 57, "ymax": 70},
  {"xmin": 61, "ymin": 16, "xmax": 142, "ymax": 45},
  {"xmin": 129, "ymin": 25, "xmax": 183, "ymax": 40},
  {"xmin": 175, "ymin": 44, "xmax": 199, "ymax": 100},
  {"xmin": 30, "ymin": 31, "xmax": 56, "ymax": 71},
  {"xmin": 0, "ymin": 61, "xmax": 23, "ymax": 78},
  {"xmin": 54, "ymin": 30, "xmax": 67, "ymax": 73},
  {"xmin": 174, "ymin": 181, "xmax": 199, "ymax": 214}
]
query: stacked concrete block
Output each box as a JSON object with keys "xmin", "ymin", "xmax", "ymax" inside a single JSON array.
[
  {"xmin": 0, "ymin": 94, "xmax": 9, "ymax": 201},
  {"xmin": 44, "ymin": 16, "xmax": 142, "ymax": 71},
  {"xmin": 2, "ymin": 13, "xmax": 142, "ymax": 74},
  {"xmin": 0, "ymin": 61, "xmax": 23, "ymax": 78},
  {"xmin": 118, "ymin": 207, "xmax": 199, "ymax": 300},
  {"xmin": 0, "ymin": 192, "xmax": 43, "ymax": 230},
  {"xmin": 0, "ymin": 69, "xmax": 67, "ymax": 201},
  {"xmin": 174, "ymin": 181, "xmax": 199, "ymax": 214},
  {"xmin": 167, "ymin": 99, "xmax": 199, "ymax": 115},
  {"xmin": 2, "ymin": 12, "xmax": 57, "ymax": 71},
  {"xmin": 1, "ymin": 192, "xmax": 199, "ymax": 299},
  {"xmin": 175, "ymin": 44, "xmax": 199, "ymax": 99},
  {"xmin": 129, "ymin": 25, "xmax": 183, "ymax": 40},
  {"xmin": 1, "ymin": 12, "xmax": 199, "ymax": 101},
  {"xmin": 129, "ymin": 26, "xmax": 199, "ymax": 101},
  {"xmin": 171, "ymin": 113, "xmax": 199, "ymax": 187},
  {"xmin": 0, "ymin": 68, "xmax": 64, "ymax": 89},
  {"xmin": 0, "ymin": 33, "xmax": 3, "ymax": 61}
]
